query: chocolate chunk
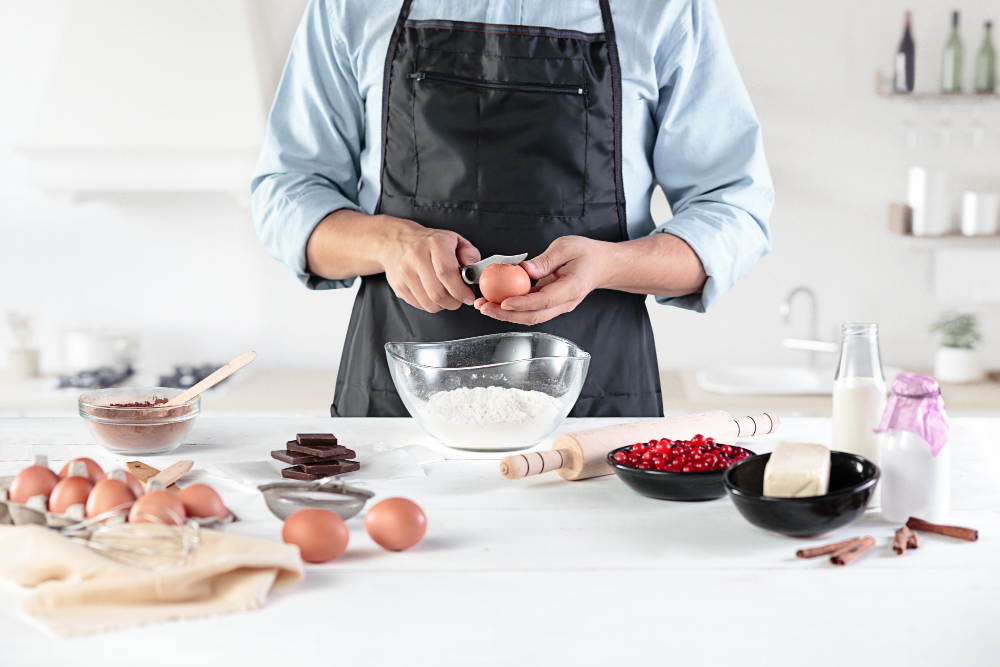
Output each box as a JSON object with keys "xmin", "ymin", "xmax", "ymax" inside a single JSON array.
[
  {"xmin": 271, "ymin": 448, "xmax": 357, "ymax": 465},
  {"xmin": 297, "ymin": 460, "xmax": 360, "ymax": 475},
  {"xmin": 280, "ymin": 466, "xmax": 327, "ymax": 481},
  {"xmin": 296, "ymin": 433, "xmax": 338, "ymax": 446},
  {"xmin": 280, "ymin": 460, "xmax": 360, "ymax": 480},
  {"xmin": 287, "ymin": 439, "xmax": 351, "ymax": 458}
]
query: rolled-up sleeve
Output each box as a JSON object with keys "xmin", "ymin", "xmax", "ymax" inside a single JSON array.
[
  {"xmin": 250, "ymin": 0, "xmax": 364, "ymax": 290},
  {"xmin": 650, "ymin": 0, "xmax": 774, "ymax": 312}
]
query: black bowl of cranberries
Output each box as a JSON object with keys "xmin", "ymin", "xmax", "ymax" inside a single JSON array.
[{"xmin": 607, "ymin": 434, "xmax": 754, "ymax": 502}]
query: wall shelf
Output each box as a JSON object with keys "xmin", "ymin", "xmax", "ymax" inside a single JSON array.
[
  {"xmin": 875, "ymin": 71, "xmax": 999, "ymax": 103},
  {"xmin": 899, "ymin": 234, "xmax": 1000, "ymax": 249}
]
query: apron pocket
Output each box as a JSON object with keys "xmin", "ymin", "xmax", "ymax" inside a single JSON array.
[{"xmin": 409, "ymin": 70, "xmax": 589, "ymax": 219}]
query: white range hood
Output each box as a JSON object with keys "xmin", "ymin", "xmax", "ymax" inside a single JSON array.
[{"xmin": 13, "ymin": 0, "xmax": 303, "ymax": 202}]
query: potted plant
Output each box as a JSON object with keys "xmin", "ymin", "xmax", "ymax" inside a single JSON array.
[{"xmin": 931, "ymin": 312, "xmax": 984, "ymax": 383}]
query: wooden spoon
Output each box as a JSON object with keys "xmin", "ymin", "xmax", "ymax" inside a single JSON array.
[
  {"xmin": 126, "ymin": 460, "xmax": 192, "ymax": 492},
  {"xmin": 162, "ymin": 351, "xmax": 256, "ymax": 407}
]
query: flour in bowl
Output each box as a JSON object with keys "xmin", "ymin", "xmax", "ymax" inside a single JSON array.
[
  {"xmin": 427, "ymin": 386, "xmax": 559, "ymax": 425},
  {"xmin": 413, "ymin": 386, "xmax": 564, "ymax": 451}
]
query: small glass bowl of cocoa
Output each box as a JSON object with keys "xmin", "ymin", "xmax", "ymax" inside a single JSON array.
[{"xmin": 78, "ymin": 387, "xmax": 200, "ymax": 455}]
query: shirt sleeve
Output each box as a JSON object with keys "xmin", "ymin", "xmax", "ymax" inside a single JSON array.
[
  {"xmin": 250, "ymin": 0, "xmax": 364, "ymax": 290},
  {"xmin": 649, "ymin": 0, "xmax": 774, "ymax": 312}
]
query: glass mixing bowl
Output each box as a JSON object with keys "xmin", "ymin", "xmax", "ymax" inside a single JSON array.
[
  {"xmin": 385, "ymin": 332, "xmax": 590, "ymax": 452},
  {"xmin": 79, "ymin": 387, "xmax": 200, "ymax": 455}
]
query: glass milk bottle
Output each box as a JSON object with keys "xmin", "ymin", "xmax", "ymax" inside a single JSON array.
[
  {"xmin": 832, "ymin": 323, "xmax": 886, "ymax": 506},
  {"xmin": 876, "ymin": 373, "xmax": 951, "ymax": 523}
]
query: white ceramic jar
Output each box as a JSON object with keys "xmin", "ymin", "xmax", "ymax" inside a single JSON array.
[{"xmin": 881, "ymin": 428, "xmax": 950, "ymax": 523}]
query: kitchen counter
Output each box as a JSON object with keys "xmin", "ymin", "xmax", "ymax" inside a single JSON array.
[
  {"xmin": 4, "ymin": 369, "xmax": 999, "ymax": 417},
  {"xmin": 1, "ymin": 416, "xmax": 997, "ymax": 666},
  {"xmin": 665, "ymin": 370, "xmax": 1000, "ymax": 416}
]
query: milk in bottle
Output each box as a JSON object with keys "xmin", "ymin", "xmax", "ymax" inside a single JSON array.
[{"xmin": 831, "ymin": 323, "xmax": 886, "ymax": 507}]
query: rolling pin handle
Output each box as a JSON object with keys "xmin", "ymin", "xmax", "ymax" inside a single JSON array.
[
  {"xmin": 499, "ymin": 449, "xmax": 566, "ymax": 479},
  {"xmin": 734, "ymin": 412, "xmax": 780, "ymax": 438}
]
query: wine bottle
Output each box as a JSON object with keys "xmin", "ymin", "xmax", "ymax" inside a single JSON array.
[
  {"xmin": 975, "ymin": 21, "xmax": 996, "ymax": 93},
  {"xmin": 942, "ymin": 10, "xmax": 963, "ymax": 93},
  {"xmin": 894, "ymin": 12, "xmax": 916, "ymax": 93}
]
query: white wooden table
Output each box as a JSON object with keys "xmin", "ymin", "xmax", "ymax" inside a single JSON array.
[{"xmin": 1, "ymin": 417, "xmax": 997, "ymax": 666}]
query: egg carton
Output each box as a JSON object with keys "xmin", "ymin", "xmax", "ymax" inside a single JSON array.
[{"xmin": 0, "ymin": 476, "xmax": 234, "ymax": 534}]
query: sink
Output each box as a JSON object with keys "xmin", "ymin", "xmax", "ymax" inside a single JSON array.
[{"xmin": 696, "ymin": 365, "xmax": 904, "ymax": 396}]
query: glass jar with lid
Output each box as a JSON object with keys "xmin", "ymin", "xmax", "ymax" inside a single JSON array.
[{"xmin": 876, "ymin": 373, "xmax": 951, "ymax": 523}]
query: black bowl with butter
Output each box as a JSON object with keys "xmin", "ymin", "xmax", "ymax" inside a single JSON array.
[
  {"xmin": 722, "ymin": 452, "xmax": 879, "ymax": 537},
  {"xmin": 607, "ymin": 446, "xmax": 754, "ymax": 502}
]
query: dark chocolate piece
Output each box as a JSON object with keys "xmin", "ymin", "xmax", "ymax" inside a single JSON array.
[
  {"xmin": 287, "ymin": 439, "xmax": 351, "ymax": 458},
  {"xmin": 281, "ymin": 466, "xmax": 327, "ymax": 481},
  {"xmin": 271, "ymin": 448, "xmax": 357, "ymax": 465},
  {"xmin": 296, "ymin": 433, "xmax": 338, "ymax": 446},
  {"xmin": 297, "ymin": 460, "xmax": 360, "ymax": 475}
]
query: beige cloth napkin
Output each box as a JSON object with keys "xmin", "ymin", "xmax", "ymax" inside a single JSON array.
[{"xmin": 0, "ymin": 524, "xmax": 304, "ymax": 636}]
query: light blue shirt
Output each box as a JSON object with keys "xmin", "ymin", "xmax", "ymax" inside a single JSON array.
[{"xmin": 251, "ymin": 0, "xmax": 773, "ymax": 312}]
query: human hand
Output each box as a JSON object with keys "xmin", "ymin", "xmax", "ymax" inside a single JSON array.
[
  {"xmin": 475, "ymin": 236, "xmax": 611, "ymax": 325},
  {"xmin": 379, "ymin": 217, "xmax": 481, "ymax": 312}
]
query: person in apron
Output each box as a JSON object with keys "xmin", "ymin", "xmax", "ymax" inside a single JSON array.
[
  {"xmin": 251, "ymin": 1, "xmax": 774, "ymax": 419},
  {"xmin": 333, "ymin": 0, "xmax": 660, "ymax": 418}
]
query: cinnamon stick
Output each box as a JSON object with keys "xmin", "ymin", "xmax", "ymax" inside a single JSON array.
[
  {"xmin": 892, "ymin": 526, "xmax": 910, "ymax": 555},
  {"xmin": 906, "ymin": 517, "xmax": 978, "ymax": 542},
  {"xmin": 796, "ymin": 537, "xmax": 862, "ymax": 559},
  {"xmin": 907, "ymin": 531, "xmax": 919, "ymax": 549},
  {"xmin": 830, "ymin": 536, "xmax": 875, "ymax": 566}
]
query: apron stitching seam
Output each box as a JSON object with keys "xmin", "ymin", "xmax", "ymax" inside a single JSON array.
[
  {"xmin": 412, "ymin": 57, "xmax": 420, "ymax": 206},
  {"xmin": 411, "ymin": 202, "xmax": 585, "ymax": 218},
  {"xmin": 418, "ymin": 45, "xmax": 586, "ymax": 63},
  {"xmin": 598, "ymin": 0, "xmax": 627, "ymax": 241},
  {"xmin": 583, "ymin": 87, "xmax": 589, "ymax": 217},
  {"xmin": 376, "ymin": 0, "xmax": 414, "ymax": 215}
]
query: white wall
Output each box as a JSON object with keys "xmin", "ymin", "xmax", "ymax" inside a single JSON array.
[{"xmin": 1, "ymin": 0, "xmax": 998, "ymax": 379}]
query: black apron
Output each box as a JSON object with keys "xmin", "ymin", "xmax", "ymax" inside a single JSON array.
[{"xmin": 333, "ymin": 0, "xmax": 662, "ymax": 418}]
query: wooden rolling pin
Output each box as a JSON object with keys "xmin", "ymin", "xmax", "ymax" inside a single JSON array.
[{"xmin": 500, "ymin": 410, "xmax": 779, "ymax": 481}]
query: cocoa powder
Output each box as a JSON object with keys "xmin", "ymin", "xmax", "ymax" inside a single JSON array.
[{"xmin": 109, "ymin": 398, "xmax": 170, "ymax": 408}]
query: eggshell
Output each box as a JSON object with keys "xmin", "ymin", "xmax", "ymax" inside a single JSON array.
[
  {"xmin": 128, "ymin": 490, "xmax": 187, "ymax": 525},
  {"xmin": 364, "ymin": 497, "xmax": 426, "ymax": 551},
  {"xmin": 85, "ymin": 478, "xmax": 136, "ymax": 519},
  {"xmin": 48, "ymin": 476, "xmax": 94, "ymax": 514},
  {"xmin": 9, "ymin": 465, "xmax": 60, "ymax": 503},
  {"xmin": 177, "ymin": 483, "xmax": 227, "ymax": 519},
  {"xmin": 282, "ymin": 508, "xmax": 349, "ymax": 563},
  {"xmin": 479, "ymin": 263, "xmax": 531, "ymax": 305},
  {"xmin": 99, "ymin": 470, "xmax": 144, "ymax": 498},
  {"xmin": 58, "ymin": 458, "xmax": 104, "ymax": 483}
]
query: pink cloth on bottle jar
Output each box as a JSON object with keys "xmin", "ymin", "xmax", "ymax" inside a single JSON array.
[{"xmin": 874, "ymin": 372, "xmax": 950, "ymax": 456}]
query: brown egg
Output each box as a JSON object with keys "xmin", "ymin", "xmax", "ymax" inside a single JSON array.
[
  {"xmin": 364, "ymin": 497, "xmax": 426, "ymax": 551},
  {"xmin": 128, "ymin": 490, "xmax": 187, "ymax": 525},
  {"xmin": 282, "ymin": 508, "xmax": 349, "ymax": 563},
  {"xmin": 9, "ymin": 465, "xmax": 60, "ymax": 503},
  {"xmin": 99, "ymin": 470, "xmax": 143, "ymax": 498},
  {"xmin": 85, "ymin": 478, "xmax": 136, "ymax": 519},
  {"xmin": 480, "ymin": 263, "xmax": 531, "ymax": 305},
  {"xmin": 48, "ymin": 476, "xmax": 94, "ymax": 514},
  {"xmin": 58, "ymin": 458, "xmax": 104, "ymax": 483},
  {"xmin": 177, "ymin": 483, "xmax": 227, "ymax": 519}
]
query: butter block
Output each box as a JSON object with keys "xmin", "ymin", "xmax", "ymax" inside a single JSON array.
[{"xmin": 763, "ymin": 442, "xmax": 831, "ymax": 498}]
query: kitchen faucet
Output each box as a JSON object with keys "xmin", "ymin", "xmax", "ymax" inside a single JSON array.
[{"xmin": 780, "ymin": 287, "xmax": 838, "ymax": 366}]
